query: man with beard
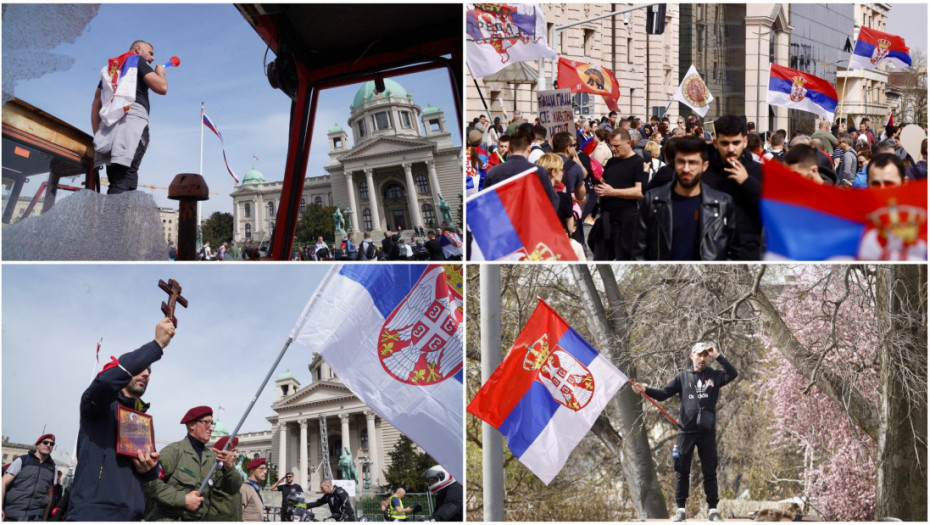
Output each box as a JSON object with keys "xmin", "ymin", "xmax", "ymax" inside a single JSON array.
[
  {"xmin": 702, "ymin": 115, "xmax": 763, "ymax": 260},
  {"xmin": 633, "ymin": 135, "xmax": 735, "ymax": 260},
  {"xmin": 631, "ymin": 342, "xmax": 738, "ymax": 522},
  {"xmin": 240, "ymin": 458, "xmax": 268, "ymax": 521},
  {"xmin": 66, "ymin": 318, "xmax": 175, "ymax": 521}
]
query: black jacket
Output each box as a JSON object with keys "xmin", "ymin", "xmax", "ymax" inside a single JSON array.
[
  {"xmin": 66, "ymin": 341, "xmax": 163, "ymax": 521},
  {"xmin": 430, "ymin": 483, "xmax": 463, "ymax": 522},
  {"xmin": 702, "ymin": 147, "xmax": 763, "ymax": 260},
  {"xmin": 645, "ymin": 356, "xmax": 739, "ymax": 433},
  {"xmin": 306, "ymin": 486, "xmax": 355, "ymax": 521},
  {"xmin": 633, "ymin": 182, "xmax": 736, "ymax": 261}
]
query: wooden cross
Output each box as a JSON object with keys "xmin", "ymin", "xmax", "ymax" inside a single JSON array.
[{"xmin": 158, "ymin": 279, "xmax": 188, "ymax": 327}]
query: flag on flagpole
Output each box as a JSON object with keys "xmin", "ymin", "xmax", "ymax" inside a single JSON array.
[
  {"xmin": 673, "ymin": 65, "xmax": 714, "ymax": 117},
  {"xmin": 761, "ymin": 158, "xmax": 927, "ymax": 260},
  {"xmin": 252, "ymin": 154, "xmax": 260, "ymax": 161},
  {"xmin": 465, "ymin": 3, "xmax": 556, "ymax": 78},
  {"xmin": 557, "ymin": 57, "xmax": 620, "ymax": 112},
  {"xmin": 467, "ymin": 169, "xmax": 578, "ymax": 261},
  {"xmin": 96, "ymin": 339, "xmax": 102, "ymax": 365},
  {"xmin": 201, "ymin": 109, "xmax": 240, "ymax": 184},
  {"xmin": 290, "ymin": 265, "xmax": 464, "ymax": 482},
  {"xmin": 848, "ymin": 26, "xmax": 911, "ymax": 70},
  {"xmin": 468, "ymin": 299, "xmax": 627, "ymax": 484},
  {"xmin": 887, "ymin": 112, "xmax": 894, "ymax": 127},
  {"xmin": 765, "ymin": 64, "xmax": 839, "ymax": 122}
]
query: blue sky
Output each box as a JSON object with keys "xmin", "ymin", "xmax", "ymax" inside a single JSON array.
[
  {"xmin": 1, "ymin": 264, "xmax": 333, "ymax": 451},
  {"xmin": 4, "ymin": 3, "xmax": 461, "ymax": 216}
]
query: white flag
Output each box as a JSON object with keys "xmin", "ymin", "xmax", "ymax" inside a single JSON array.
[
  {"xmin": 466, "ymin": 3, "xmax": 556, "ymax": 78},
  {"xmin": 674, "ymin": 65, "xmax": 714, "ymax": 118},
  {"xmin": 290, "ymin": 265, "xmax": 464, "ymax": 482}
]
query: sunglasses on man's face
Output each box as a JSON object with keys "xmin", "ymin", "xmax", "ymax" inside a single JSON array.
[{"xmin": 41, "ymin": 440, "xmax": 55, "ymax": 446}]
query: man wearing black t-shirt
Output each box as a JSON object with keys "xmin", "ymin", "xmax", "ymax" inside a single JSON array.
[
  {"xmin": 91, "ymin": 40, "xmax": 168, "ymax": 194},
  {"xmin": 633, "ymin": 135, "xmax": 735, "ymax": 260},
  {"xmin": 592, "ymin": 129, "xmax": 646, "ymax": 260}
]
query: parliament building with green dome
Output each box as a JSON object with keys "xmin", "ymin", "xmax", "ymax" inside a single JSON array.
[{"xmin": 230, "ymin": 78, "xmax": 461, "ymax": 244}]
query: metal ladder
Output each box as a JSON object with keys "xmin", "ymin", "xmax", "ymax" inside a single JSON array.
[{"xmin": 319, "ymin": 414, "xmax": 333, "ymax": 479}]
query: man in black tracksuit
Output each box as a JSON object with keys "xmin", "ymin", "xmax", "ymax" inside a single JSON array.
[
  {"xmin": 632, "ymin": 342, "xmax": 738, "ymax": 522},
  {"xmin": 305, "ymin": 479, "xmax": 355, "ymax": 521}
]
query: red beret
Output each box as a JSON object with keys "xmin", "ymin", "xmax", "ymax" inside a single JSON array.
[
  {"xmin": 247, "ymin": 457, "xmax": 266, "ymax": 471},
  {"xmin": 35, "ymin": 434, "xmax": 55, "ymax": 446},
  {"xmin": 214, "ymin": 436, "xmax": 239, "ymax": 450},
  {"xmin": 180, "ymin": 405, "xmax": 212, "ymax": 424}
]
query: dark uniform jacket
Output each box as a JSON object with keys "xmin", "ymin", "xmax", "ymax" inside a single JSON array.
[
  {"xmin": 306, "ymin": 486, "xmax": 355, "ymax": 521},
  {"xmin": 633, "ymin": 182, "xmax": 736, "ymax": 261},
  {"xmin": 66, "ymin": 341, "xmax": 163, "ymax": 521},
  {"xmin": 702, "ymin": 147, "xmax": 763, "ymax": 260},
  {"xmin": 430, "ymin": 483, "xmax": 464, "ymax": 522},
  {"xmin": 645, "ymin": 356, "xmax": 739, "ymax": 433}
]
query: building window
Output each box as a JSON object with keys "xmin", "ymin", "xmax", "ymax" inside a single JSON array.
[
  {"xmin": 360, "ymin": 429, "xmax": 369, "ymax": 450},
  {"xmin": 360, "ymin": 180, "xmax": 369, "ymax": 200},
  {"xmin": 358, "ymin": 119, "xmax": 367, "ymax": 138},
  {"xmin": 627, "ymin": 37, "xmax": 633, "ymax": 64},
  {"xmin": 400, "ymin": 112, "xmax": 412, "ymax": 129},
  {"xmin": 384, "ymin": 183, "xmax": 405, "ymax": 199},
  {"xmin": 364, "ymin": 208, "xmax": 372, "ymax": 230},
  {"xmin": 415, "ymin": 174, "xmax": 429, "ymax": 194},
  {"xmin": 300, "ymin": 198, "xmax": 306, "ymax": 213},
  {"xmin": 374, "ymin": 111, "xmax": 392, "ymax": 131},
  {"xmin": 245, "ymin": 223, "xmax": 252, "ymax": 238},
  {"xmin": 244, "ymin": 203, "xmax": 251, "ymax": 218},
  {"xmin": 422, "ymin": 204, "xmax": 436, "ymax": 227},
  {"xmin": 267, "ymin": 202, "xmax": 274, "ymax": 217},
  {"xmin": 584, "ymin": 28, "xmax": 595, "ymax": 56},
  {"xmin": 333, "ymin": 137, "xmax": 342, "ymax": 149},
  {"xmin": 428, "ymin": 119, "xmax": 441, "ymax": 132},
  {"xmin": 315, "ymin": 196, "xmax": 323, "ymax": 206}
]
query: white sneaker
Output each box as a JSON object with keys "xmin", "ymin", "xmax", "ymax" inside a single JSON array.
[
  {"xmin": 672, "ymin": 509, "xmax": 687, "ymax": 522},
  {"xmin": 708, "ymin": 510, "xmax": 724, "ymax": 522}
]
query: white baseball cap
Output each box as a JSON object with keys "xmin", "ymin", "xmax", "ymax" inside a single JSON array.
[{"xmin": 690, "ymin": 342, "xmax": 715, "ymax": 355}]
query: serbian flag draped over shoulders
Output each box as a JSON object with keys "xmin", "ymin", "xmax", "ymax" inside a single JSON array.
[
  {"xmin": 98, "ymin": 52, "xmax": 140, "ymax": 127},
  {"xmin": 849, "ymin": 26, "xmax": 911, "ymax": 70},
  {"xmin": 466, "ymin": 3, "xmax": 556, "ymax": 78},
  {"xmin": 468, "ymin": 300, "xmax": 627, "ymax": 484},
  {"xmin": 467, "ymin": 169, "xmax": 577, "ymax": 261},
  {"xmin": 761, "ymin": 160, "xmax": 927, "ymax": 261},
  {"xmin": 766, "ymin": 64, "xmax": 838, "ymax": 122},
  {"xmin": 557, "ymin": 57, "xmax": 620, "ymax": 112},
  {"xmin": 291, "ymin": 265, "xmax": 464, "ymax": 481}
]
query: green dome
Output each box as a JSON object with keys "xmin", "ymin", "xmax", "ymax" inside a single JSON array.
[
  {"xmin": 277, "ymin": 369, "xmax": 297, "ymax": 381},
  {"xmin": 328, "ymin": 122, "xmax": 344, "ymax": 133},
  {"xmin": 241, "ymin": 168, "xmax": 265, "ymax": 185},
  {"xmin": 211, "ymin": 419, "xmax": 230, "ymax": 437},
  {"xmin": 352, "ymin": 79, "xmax": 409, "ymax": 109},
  {"xmin": 422, "ymin": 104, "xmax": 440, "ymax": 115}
]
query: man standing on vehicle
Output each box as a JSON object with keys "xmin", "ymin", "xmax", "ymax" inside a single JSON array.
[
  {"xmin": 92, "ymin": 40, "xmax": 169, "ymax": 194},
  {"xmin": 631, "ymin": 342, "xmax": 738, "ymax": 522}
]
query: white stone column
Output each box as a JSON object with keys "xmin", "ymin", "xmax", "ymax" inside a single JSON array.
[
  {"xmin": 278, "ymin": 422, "xmax": 287, "ymax": 480},
  {"xmin": 345, "ymin": 172, "xmax": 360, "ymax": 234},
  {"xmin": 364, "ymin": 168, "xmax": 383, "ymax": 232},
  {"xmin": 339, "ymin": 413, "xmax": 351, "ymax": 477},
  {"xmin": 365, "ymin": 410, "xmax": 379, "ymax": 486},
  {"xmin": 299, "ymin": 419, "xmax": 308, "ymax": 489},
  {"xmin": 402, "ymin": 163, "xmax": 424, "ymax": 229}
]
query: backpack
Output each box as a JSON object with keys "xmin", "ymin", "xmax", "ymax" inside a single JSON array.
[{"xmin": 364, "ymin": 242, "xmax": 377, "ymax": 260}]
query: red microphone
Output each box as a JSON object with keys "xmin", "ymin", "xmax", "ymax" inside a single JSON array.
[{"xmin": 164, "ymin": 56, "xmax": 180, "ymax": 68}]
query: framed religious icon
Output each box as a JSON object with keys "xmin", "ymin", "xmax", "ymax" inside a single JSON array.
[{"xmin": 116, "ymin": 405, "xmax": 155, "ymax": 457}]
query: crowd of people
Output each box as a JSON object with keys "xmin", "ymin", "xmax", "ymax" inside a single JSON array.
[
  {"xmin": 292, "ymin": 224, "xmax": 464, "ymax": 262},
  {"xmin": 0, "ymin": 319, "xmax": 463, "ymax": 522},
  {"xmin": 466, "ymin": 109, "xmax": 927, "ymax": 261}
]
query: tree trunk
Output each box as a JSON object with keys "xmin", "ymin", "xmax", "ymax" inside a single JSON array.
[
  {"xmin": 874, "ymin": 266, "xmax": 927, "ymax": 521},
  {"xmin": 572, "ymin": 265, "xmax": 669, "ymax": 519},
  {"xmin": 747, "ymin": 290, "xmax": 879, "ymax": 441}
]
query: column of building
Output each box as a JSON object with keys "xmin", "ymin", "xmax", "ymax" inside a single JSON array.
[
  {"xmin": 299, "ymin": 420, "xmax": 309, "ymax": 489},
  {"xmin": 364, "ymin": 168, "xmax": 383, "ymax": 232},
  {"xmin": 344, "ymin": 172, "xmax": 360, "ymax": 234},
  {"xmin": 402, "ymin": 163, "xmax": 425, "ymax": 229},
  {"xmin": 426, "ymin": 160, "xmax": 442, "ymax": 212},
  {"xmin": 365, "ymin": 410, "xmax": 380, "ymax": 487}
]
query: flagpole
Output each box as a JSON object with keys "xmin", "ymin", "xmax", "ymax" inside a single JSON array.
[
  {"xmin": 629, "ymin": 379, "xmax": 680, "ymax": 428},
  {"xmin": 480, "ymin": 265, "xmax": 504, "ymax": 522},
  {"xmin": 197, "ymin": 337, "xmax": 295, "ymax": 495},
  {"xmin": 197, "ymin": 102, "xmax": 204, "ymax": 249},
  {"xmin": 73, "ymin": 338, "xmax": 104, "ymax": 459}
]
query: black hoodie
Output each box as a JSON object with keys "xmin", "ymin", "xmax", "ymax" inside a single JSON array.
[{"xmin": 645, "ymin": 355, "xmax": 738, "ymax": 433}]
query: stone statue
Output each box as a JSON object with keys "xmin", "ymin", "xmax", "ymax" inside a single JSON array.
[
  {"xmin": 344, "ymin": 208, "xmax": 353, "ymax": 233},
  {"xmin": 438, "ymin": 194, "xmax": 454, "ymax": 228},
  {"xmin": 338, "ymin": 447, "xmax": 358, "ymax": 483},
  {"xmin": 333, "ymin": 205, "xmax": 346, "ymax": 234}
]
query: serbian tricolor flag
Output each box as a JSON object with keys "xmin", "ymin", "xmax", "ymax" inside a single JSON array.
[
  {"xmin": 761, "ymin": 159, "xmax": 927, "ymax": 261},
  {"xmin": 98, "ymin": 52, "xmax": 140, "ymax": 127},
  {"xmin": 202, "ymin": 109, "xmax": 240, "ymax": 184},
  {"xmin": 467, "ymin": 169, "xmax": 577, "ymax": 261},
  {"xmin": 766, "ymin": 64, "xmax": 838, "ymax": 122},
  {"xmin": 849, "ymin": 27, "xmax": 911, "ymax": 70},
  {"xmin": 468, "ymin": 299, "xmax": 627, "ymax": 484},
  {"xmin": 557, "ymin": 57, "xmax": 620, "ymax": 112},
  {"xmin": 580, "ymin": 136, "xmax": 597, "ymax": 156},
  {"xmin": 291, "ymin": 265, "xmax": 464, "ymax": 481}
]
